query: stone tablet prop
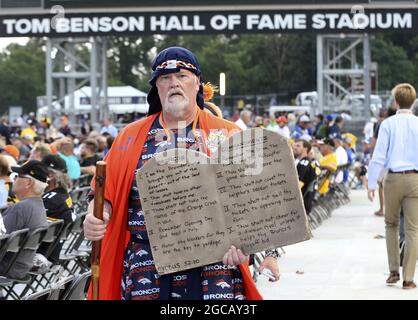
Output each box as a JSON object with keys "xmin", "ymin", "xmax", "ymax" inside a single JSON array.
[{"xmin": 136, "ymin": 128, "xmax": 311, "ymax": 275}]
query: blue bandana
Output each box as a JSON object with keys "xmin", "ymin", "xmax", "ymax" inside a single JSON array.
[{"xmin": 147, "ymin": 47, "xmax": 205, "ymax": 115}]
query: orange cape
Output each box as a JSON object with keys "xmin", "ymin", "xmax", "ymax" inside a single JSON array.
[{"xmin": 88, "ymin": 109, "xmax": 262, "ymax": 300}]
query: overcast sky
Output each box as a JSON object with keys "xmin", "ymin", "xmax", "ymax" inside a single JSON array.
[{"xmin": 0, "ymin": 37, "xmax": 29, "ymax": 51}]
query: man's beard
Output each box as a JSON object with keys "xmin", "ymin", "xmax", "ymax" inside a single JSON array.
[{"xmin": 163, "ymin": 95, "xmax": 190, "ymax": 120}]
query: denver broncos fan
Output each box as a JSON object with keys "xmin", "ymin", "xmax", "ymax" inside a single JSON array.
[{"xmin": 83, "ymin": 47, "xmax": 262, "ymax": 300}]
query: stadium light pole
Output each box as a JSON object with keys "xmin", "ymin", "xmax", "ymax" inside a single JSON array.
[{"xmin": 220, "ymin": 72, "xmax": 226, "ymax": 107}]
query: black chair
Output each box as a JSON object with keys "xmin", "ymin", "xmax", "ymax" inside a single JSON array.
[
  {"xmin": 1, "ymin": 227, "xmax": 47, "ymax": 299},
  {"xmin": 19, "ymin": 220, "xmax": 65, "ymax": 295},
  {"xmin": 0, "ymin": 233, "xmax": 11, "ymax": 257},
  {"xmin": 38, "ymin": 219, "xmax": 65, "ymax": 260},
  {"xmin": 60, "ymin": 212, "xmax": 90, "ymax": 275},
  {"xmin": 70, "ymin": 186, "xmax": 90, "ymax": 213},
  {"xmin": 61, "ymin": 270, "xmax": 91, "ymax": 300},
  {"xmin": 72, "ymin": 175, "xmax": 92, "ymax": 188},
  {"xmin": 38, "ymin": 220, "xmax": 76, "ymax": 284},
  {"xmin": 0, "ymin": 229, "xmax": 30, "ymax": 278}
]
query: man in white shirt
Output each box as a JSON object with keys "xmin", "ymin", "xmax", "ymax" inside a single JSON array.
[
  {"xmin": 234, "ymin": 110, "xmax": 251, "ymax": 130},
  {"xmin": 333, "ymin": 138, "xmax": 348, "ymax": 183},
  {"xmin": 367, "ymin": 83, "xmax": 418, "ymax": 289},
  {"xmin": 363, "ymin": 118, "xmax": 376, "ymax": 143},
  {"xmin": 276, "ymin": 116, "xmax": 290, "ymax": 139}
]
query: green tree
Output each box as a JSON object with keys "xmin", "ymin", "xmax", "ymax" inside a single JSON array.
[
  {"xmin": 107, "ymin": 36, "xmax": 156, "ymax": 91},
  {"xmin": 153, "ymin": 33, "xmax": 316, "ymax": 98},
  {"xmin": 371, "ymin": 34, "xmax": 416, "ymax": 91},
  {"xmin": 0, "ymin": 39, "xmax": 45, "ymax": 114}
]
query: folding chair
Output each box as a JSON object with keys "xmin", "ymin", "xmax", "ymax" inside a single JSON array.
[
  {"xmin": 70, "ymin": 187, "xmax": 90, "ymax": 213},
  {"xmin": 1, "ymin": 227, "xmax": 47, "ymax": 300},
  {"xmin": 61, "ymin": 270, "xmax": 91, "ymax": 300},
  {"xmin": 0, "ymin": 276, "xmax": 13, "ymax": 287},
  {"xmin": 60, "ymin": 212, "xmax": 90, "ymax": 275},
  {"xmin": 37, "ymin": 220, "xmax": 65, "ymax": 261},
  {"xmin": 48, "ymin": 275, "xmax": 75, "ymax": 300},
  {"xmin": 20, "ymin": 220, "xmax": 65, "ymax": 295},
  {"xmin": 0, "ymin": 233, "xmax": 11, "ymax": 256},
  {"xmin": 0, "ymin": 229, "xmax": 30, "ymax": 277},
  {"xmin": 21, "ymin": 288, "xmax": 51, "ymax": 300},
  {"xmin": 72, "ymin": 175, "xmax": 92, "ymax": 189}
]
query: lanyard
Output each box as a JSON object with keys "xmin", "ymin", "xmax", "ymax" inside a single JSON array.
[{"xmin": 158, "ymin": 110, "xmax": 201, "ymax": 145}]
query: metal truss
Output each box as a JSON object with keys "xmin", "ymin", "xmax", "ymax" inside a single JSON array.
[
  {"xmin": 45, "ymin": 36, "xmax": 108, "ymax": 126},
  {"xmin": 316, "ymin": 33, "xmax": 373, "ymax": 120}
]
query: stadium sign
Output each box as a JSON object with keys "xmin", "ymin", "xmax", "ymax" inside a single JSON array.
[{"xmin": 0, "ymin": 9, "xmax": 417, "ymax": 37}]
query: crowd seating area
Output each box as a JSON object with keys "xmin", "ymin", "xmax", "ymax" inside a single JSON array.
[
  {"xmin": 1, "ymin": 162, "xmax": 357, "ymax": 299},
  {"xmin": 0, "ymin": 175, "xmax": 92, "ymax": 300}
]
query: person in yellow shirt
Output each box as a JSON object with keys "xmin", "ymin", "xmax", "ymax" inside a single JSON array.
[
  {"xmin": 317, "ymin": 138, "xmax": 338, "ymax": 194},
  {"xmin": 20, "ymin": 119, "xmax": 38, "ymax": 141},
  {"xmin": 342, "ymin": 132, "xmax": 357, "ymax": 151}
]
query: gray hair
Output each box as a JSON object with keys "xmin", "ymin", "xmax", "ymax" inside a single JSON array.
[
  {"xmin": 240, "ymin": 110, "xmax": 251, "ymax": 118},
  {"xmin": 49, "ymin": 168, "xmax": 72, "ymax": 191},
  {"xmin": 31, "ymin": 178, "xmax": 49, "ymax": 195}
]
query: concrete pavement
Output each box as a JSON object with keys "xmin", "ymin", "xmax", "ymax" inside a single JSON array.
[{"xmin": 256, "ymin": 189, "xmax": 418, "ymax": 300}]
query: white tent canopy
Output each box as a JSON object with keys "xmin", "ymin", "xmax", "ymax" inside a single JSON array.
[{"xmin": 37, "ymin": 85, "xmax": 149, "ymax": 118}]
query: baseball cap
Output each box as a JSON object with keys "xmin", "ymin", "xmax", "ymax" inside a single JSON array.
[
  {"xmin": 317, "ymin": 138, "xmax": 335, "ymax": 148},
  {"xmin": 0, "ymin": 145, "xmax": 20, "ymax": 160},
  {"xmin": 276, "ymin": 116, "xmax": 288, "ymax": 124},
  {"xmin": 299, "ymin": 134, "xmax": 312, "ymax": 142},
  {"xmin": 42, "ymin": 154, "xmax": 67, "ymax": 173},
  {"xmin": 11, "ymin": 160, "xmax": 49, "ymax": 183},
  {"xmin": 343, "ymin": 136, "xmax": 352, "ymax": 144},
  {"xmin": 27, "ymin": 119, "xmax": 38, "ymax": 126},
  {"xmin": 299, "ymin": 115, "xmax": 311, "ymax": 122}
]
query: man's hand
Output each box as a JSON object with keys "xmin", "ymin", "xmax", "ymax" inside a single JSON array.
[
  {"xmin": 367, "ymin": 189, "xmax": 375, "ymax": 202},
  {"xmin": 222, "ymin": 245, "xmax": 249, "ymax": 266},
  {"xmin": 258, "ymin": 256, "xmax": 280, "ymax": 282},
  {"xmin": 84, "ymin": 200, "xmax": 111, "ymax": 241}
]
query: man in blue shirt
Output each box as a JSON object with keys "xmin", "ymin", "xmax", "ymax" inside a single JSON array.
[
  {"xmin": 291, "ymin": 114, "xmax": 313, "ymax": 139},
  {"xmin": 328, "ymin": 115, "xmax": 344, "ymax": 139},
  {"xmin": 367, "ymin": 83, "xmax": 418, "ymax": 290},
  {"xmin": 100, "ymin": 118, "xmax": 118, "ymax": 138},
  {"xmin": 51, "ymin": 137, "xmax": 81, "ymax": 180}
]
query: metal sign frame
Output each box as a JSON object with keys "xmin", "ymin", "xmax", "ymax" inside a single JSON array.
[{"xmin": 1, "ymin": 9, "xmax": 417, "ymax": 37}]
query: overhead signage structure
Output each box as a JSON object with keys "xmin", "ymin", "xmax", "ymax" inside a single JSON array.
[
  {"xmin": 41, "ymin": 0, "xmax": 376, "ymax": 7},
  {"xmin": 1, "ymin": 1, "xmax": 417, "ymax": 37},
  {"xmin": 1, "ymin": 9, "xmax": 417, "ymax": 37}
]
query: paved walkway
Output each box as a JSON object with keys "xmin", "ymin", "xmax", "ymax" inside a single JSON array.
[{"xmin": 256, "ymin": 190, "xmax": 418, "ymax": 300}]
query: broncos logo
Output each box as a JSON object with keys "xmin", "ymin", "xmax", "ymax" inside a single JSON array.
[
  {"xmin": 136, "ymin": 249, "xmax": 149, "ymax": 257},
  {"xmin": 155, "ymin": 140, "xmax": 171, "ymax": 148},
  {"xmin": 138, "ymin": 277, "xmax": 152, "ymax": 285},
  {"xmin": 215, "ymin": 279, "xmax": 231, "ymax": 289},
  {"xmin": 171, "ymin": 292, "xmax": 182, "ymax": 298}
]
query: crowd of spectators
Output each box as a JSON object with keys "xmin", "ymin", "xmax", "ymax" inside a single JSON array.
[
  {"xmin": 1, "ymin": 93, "xmax": 416, "ymax": 297},
  {"xmin": 0, "ymin": 114, "xmax": 118, "ymax": 288}
]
